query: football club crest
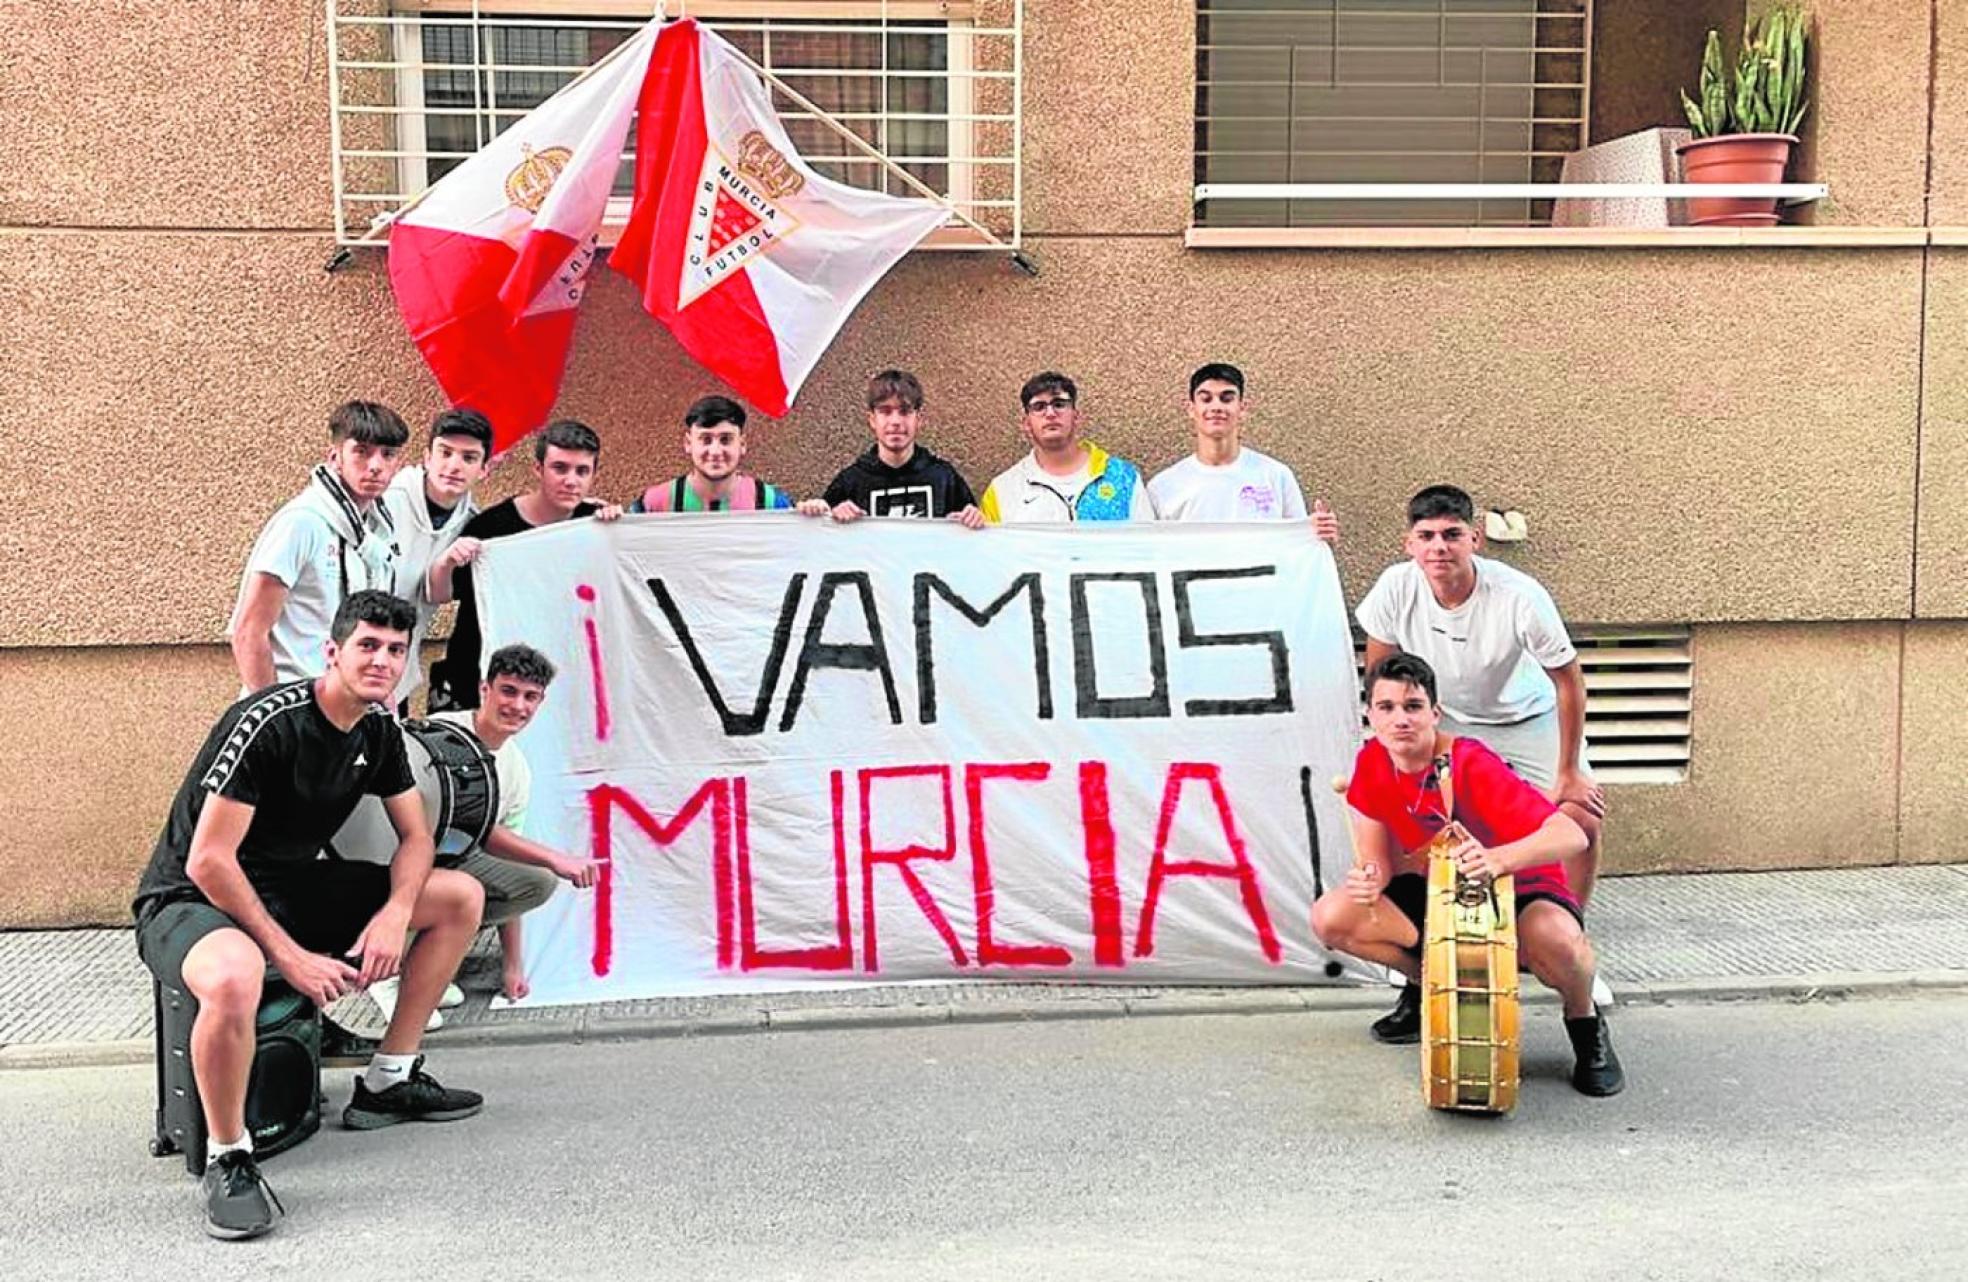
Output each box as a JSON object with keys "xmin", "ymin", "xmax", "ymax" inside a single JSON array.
[{"xmin": 678, "ymin": 130, "xmax": 804, "ymax": 308}]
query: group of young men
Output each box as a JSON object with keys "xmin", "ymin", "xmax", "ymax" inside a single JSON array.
[{"xmin": 135, "ymin": 361, "xmax": 1619, "ymax": 1243}]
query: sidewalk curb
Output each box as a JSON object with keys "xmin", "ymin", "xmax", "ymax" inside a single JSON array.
[{"xmin": 6, "ymin": 968, "xmax": 1963, "ymax": 1072}]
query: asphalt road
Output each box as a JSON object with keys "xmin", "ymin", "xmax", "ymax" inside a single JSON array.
[{"xmin": 1, "ymin": 993, "xmax": 1961, "ymax": 1280}]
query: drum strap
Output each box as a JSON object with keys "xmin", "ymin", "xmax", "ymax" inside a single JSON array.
[
  {"xmin": 1433, "ymin": 738, "xmax": 1503, "ymax": 912},
  {"xmin": 1431, "ymin": 738, "xmax": 1456, "ymax": 822}
]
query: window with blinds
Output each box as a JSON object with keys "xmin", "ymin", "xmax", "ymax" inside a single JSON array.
[{"xmin": 1194, "ymin": 0, "xmax": 1591, "ymax": 227}]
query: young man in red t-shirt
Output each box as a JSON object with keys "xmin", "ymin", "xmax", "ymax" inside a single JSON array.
[{"xmin": 1312, "ymin": 652, "xmax": 1624, "ymax": 1096}]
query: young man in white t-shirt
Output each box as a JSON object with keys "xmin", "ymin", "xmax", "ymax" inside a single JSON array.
[
  {"xmin": 366, "ymin": 643, "xmax": 600, "ymax": 1023},
  {"xmin": 435, "ymin": 644, "xmax": 598, "ymax": 1002},
  {"xmin": 1353, "ymin": 483, "xmax": 1609, "ymax": 1039},
  {"xmin": 379, "ymin": 408, "xmax": 494, "ymax": 713},
  {"xmin": 228, "ymin": 402, "xmax": 409, "ymax": 692},
  {"xmin": 1147, "ymin": 362, "xmax": 1339, "ymax": 542},
  {"xmin": 979, "ymin": 371, "xmax": 1155, "ymax": 523}
]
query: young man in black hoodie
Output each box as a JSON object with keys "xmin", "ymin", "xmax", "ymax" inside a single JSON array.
[{"xmin": 817, "ymin": 370, "xmax": 984, "ymax": 528}]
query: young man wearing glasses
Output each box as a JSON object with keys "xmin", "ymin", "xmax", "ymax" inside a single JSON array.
[{"xmin": 979, "ymin": 371, "xmax": 1155, "ymax": 523}]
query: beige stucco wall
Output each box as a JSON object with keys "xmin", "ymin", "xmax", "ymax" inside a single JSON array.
[
  {"xmin": 0, "ymin": 234, "xmax": 1934, "ymax": 644},
  {"xmin": 1916, "ymin": 251, "xmax": 1968, "ymax": 619},
  {"xmin": 1606, "ymin": 622, "xmax": 1904, "ymax": 873},
  {"xmin": 1932, "ymin": 0, "xmax": 1968, "ymax": 224},
  {"xmin": 0, "ymin": 645, "xmax": 240, "ymax": 927},
  {"xmin": 3, "ymin": 2, "xmax": 1965, "ymax": 924},
  {"xmin": 1898, "ymin": 622, "xmax": 1968, "ymax": 865},
  {"xmin": 1758, "ymin": 0, "xmax": 1935, "ymax": 227},
  {"xmin": 0, "ymin": 0, "xmax": 332, "ymax": 229}
]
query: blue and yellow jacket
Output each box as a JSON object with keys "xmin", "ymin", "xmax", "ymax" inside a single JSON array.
[{"xmin": 979, "ymin": 443, "xmax": 1153, "ymax": 523}]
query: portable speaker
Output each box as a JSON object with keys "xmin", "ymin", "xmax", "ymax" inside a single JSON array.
[{"xmin": 150, "ymin": 975, "xmax": 324, "ymax": 1175}]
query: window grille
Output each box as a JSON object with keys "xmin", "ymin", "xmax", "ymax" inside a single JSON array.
[
  {"xmin": 328, "ymin": 1, "xmax": 1022, "ymax": 251},
  {"xmin": 1194, "ymin": 0, "xmax": 1590, "ymax": 228}
]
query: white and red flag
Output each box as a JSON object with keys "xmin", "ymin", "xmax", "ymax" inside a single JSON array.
[
  {"xmin": 387, "ymin": 24, "xmax": 659, "ymax": 453},
  {"xmin": 610, "ymin": 19, "xmax": 950, "ymax": 415},
  {"xmin": 389, "ymin": 17, "xmax": 949, "ymax": 447}
]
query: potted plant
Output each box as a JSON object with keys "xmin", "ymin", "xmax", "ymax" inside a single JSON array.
[{"xmin": 1677, "ymin": 6, "xmax": 1810, "ymax": 227}]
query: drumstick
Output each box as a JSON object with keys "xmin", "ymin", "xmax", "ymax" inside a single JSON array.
[{"xmin": 1328, "ymin": 773, "xmax": 1386, "ymax": 924}]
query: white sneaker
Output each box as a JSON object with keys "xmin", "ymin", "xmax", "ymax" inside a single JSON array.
[
  {"xmin": 439, "ymin": 983, "xmax": 465, "ymax": 1011},
  {"xmin": 368, "ymin": 976, "xmax": 443, "ymax": 1032},
  {"xmin": 1591, "ymin": 974, "xmax": 1615, "ymax": 1009}
]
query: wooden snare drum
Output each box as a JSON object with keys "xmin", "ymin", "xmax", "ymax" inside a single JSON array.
[{"xmin": 1420, "ymin": 821, "xmax": 1520, "ymax": 1114}]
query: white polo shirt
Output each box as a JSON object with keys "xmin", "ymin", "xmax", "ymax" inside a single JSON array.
[
  {"xmin": 1355, "ymin": 557, "xmax": 1578, "ymax": 725},
  {"xmin": 1147, "ymin": 447, "xmax": 1308, "ymax": 521}
]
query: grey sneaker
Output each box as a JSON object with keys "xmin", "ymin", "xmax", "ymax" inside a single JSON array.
[
  {"xmin": 342, "ymin": 1056, "xmax": 484, "ymax": 1130},
  {"xmin": 201, "ymin": 1150, "xmax": 282, "ymax": 1240}
]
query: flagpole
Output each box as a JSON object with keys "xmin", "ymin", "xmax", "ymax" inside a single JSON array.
[{"xmin": 716, "ymin": 41, "xmax": 1012, "ymax": 252}]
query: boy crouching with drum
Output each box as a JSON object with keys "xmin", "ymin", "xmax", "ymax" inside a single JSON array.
[
  {"xmin": 364, "ymin": 643, "xmax": 599, "ymax": 1027},
  {"xmin": 1312, "ymin": 653, "xmax": 1625, "ymax": 1097},
  {"xmin": 430, "ymin": 643, "xmax": 599, "ymax": 1002}
]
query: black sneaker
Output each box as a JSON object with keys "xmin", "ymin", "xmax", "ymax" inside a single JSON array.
[
  {"xmin": 1370, "ymin": 982, "xmax": 1422, "ymax": 1044},
  {"xmin": 342, "ymin": 1056, "xmax": 484, "ymax": 1130},
  {"xmin": 201, "ymin": 1150, "xmax": 282, "ymax": 1241},
  {"xmin": 1565, "ymin": 1013, "xmax": 1627, "ymax": 1097},
  {"xmin": 320, "ymin": 1019, "xmax": 382, "ymax": 1068}
]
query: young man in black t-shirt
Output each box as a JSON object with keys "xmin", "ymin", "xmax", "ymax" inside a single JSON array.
[
  {"xmin": 426, "ymin": 419, "xmax": 622, "ymax": 710},
  {"xmin": 133, "ymin": 591, "xmax": 487, "ymax": 1241},
  {"xmin": 815, "ymin": 370, "xmax": 984, "ymax": 527}
]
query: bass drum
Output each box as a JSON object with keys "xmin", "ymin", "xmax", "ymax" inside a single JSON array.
[
  {"xmin": 329, "ymin": 718, "xmax": 501, "ymax": 866},
  {"xmin": 1421, "ymin": 821, "xmax": 1521, "ymax": 1115}
]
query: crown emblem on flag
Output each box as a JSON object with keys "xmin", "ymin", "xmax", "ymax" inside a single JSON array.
[
  {"xmin": 505, "ymin": 144, "xmax": 575, "ymax": 214},
  {"xmin": 735, "ymin": 130, "xmax": 805, "ymax": 200}
]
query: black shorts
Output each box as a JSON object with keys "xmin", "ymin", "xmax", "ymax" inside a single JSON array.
[
  {"xmin": 1381, "ymin": 872, "xmax": 1585, "ymax": 956},
  {"xmin": 134, "ymin": 860, "xmax": 392, "ymax": 989}
]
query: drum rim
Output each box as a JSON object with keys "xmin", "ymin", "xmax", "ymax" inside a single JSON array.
[{"xmin": 404, "ymin": 717, "xmax": 501, "ymax": 851}]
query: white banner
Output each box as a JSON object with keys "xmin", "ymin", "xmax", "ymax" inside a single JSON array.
[{"xmin": 475, "ymin": 515, "xmax": 1365, "ymax": 1004}]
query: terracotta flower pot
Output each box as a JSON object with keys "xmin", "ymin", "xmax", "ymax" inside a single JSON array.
[{"xmin": 1676, "ymin": 133, "xmax": 1799, "ymax": 227}]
